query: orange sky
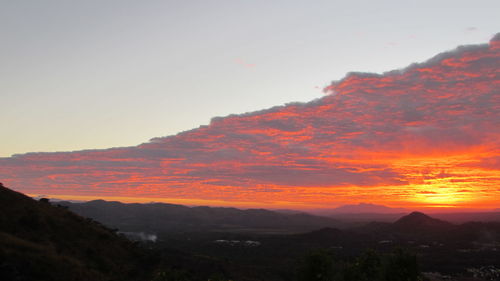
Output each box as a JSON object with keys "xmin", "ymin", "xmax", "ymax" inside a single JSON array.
[{"xmin": 1, "ymin": 34, "xmax": 499, "ymax": 211}]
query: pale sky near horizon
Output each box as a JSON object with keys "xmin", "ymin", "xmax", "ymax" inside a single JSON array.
[{"xmin": 1, "ymin": 0, "xmax": 499, "ymax": 157}]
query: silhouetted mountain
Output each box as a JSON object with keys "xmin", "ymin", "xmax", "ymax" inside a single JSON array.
[
  {"xmin": 324, "ymin": 203, "xmax": 407, "ymax": 214},
  {"xmin": 350, "ymin": 212, "xmax": 455, "ymax": 239},
  {"xmin": 0, "ymin": 184, "xmax": 150, "ymax": 281},
  {"xmin": 322, "ymin": 210, "xmax": 500, "ymax": 226},
  {"xmin": 6, "ymin": 184, "xmax": 498, "ymax": 280},
  {"xmin": 392, "ymin": 212, "xmax": 454, "ymax": 232},
  {"xmin": 57, "ymin": 200, "xmax": 343, "ymax": 234}
]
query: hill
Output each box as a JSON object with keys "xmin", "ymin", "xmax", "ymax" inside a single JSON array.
[
  {"xmin": 392, "ymin": 211, "xmax": 454, "ymax": 233},
  {"xmin": 57, "ymin": 199, "xmax": 343, "ymax": 234},
  {"xmin": 352, "ymin": 211, "xmax": 500, "ymax": 242},
  {"xmin": 0, "ymin": 183, "xmax": 150, "ymax": 281},
  {"xmin": 3, "ymin": 185, "xmax": 498, "ymax": 280}
]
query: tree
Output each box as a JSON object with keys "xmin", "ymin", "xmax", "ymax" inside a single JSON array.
[
  {"xmin": 381, "ymin": 248, "xmax": 419, "ymax": 281},
  {"xmin": 151, "ymin": 269, "xmax": 190, "ymax": 281},
  {"xmin": 342, "ymin": 249, "xmax": 382, "ymax": 281},
  {"xmin": 297, "ymin": 249, "xmax": 336, "ymax": 281}
]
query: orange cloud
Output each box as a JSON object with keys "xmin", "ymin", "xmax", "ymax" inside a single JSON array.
[{"xmin": 1, "ymin": 34, "xmax": 499, "ymax": 210}]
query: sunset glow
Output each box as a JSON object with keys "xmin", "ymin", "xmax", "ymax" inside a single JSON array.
[{"xmin": 1, "ymin": 34, "xmax": 499, "ymax": 211}]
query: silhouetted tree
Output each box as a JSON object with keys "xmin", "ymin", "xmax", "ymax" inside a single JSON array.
[
  {"xmin": 151, "ymin": 269, "xmax": 191, "ymax": 281},
  {"xmin": 297, "ymin": 248, "xmax": 422, "ymax": 281},
  {"xmin": 381, "ymin": 248, "xmax": 419, "ymax": 281},
  {"xmin": 297, "ymin": 249, "xmax": 336, "ymax": 281},
  {"xmin": 343, "ymin": 249, "xmax": 382, "ymax": 281}
]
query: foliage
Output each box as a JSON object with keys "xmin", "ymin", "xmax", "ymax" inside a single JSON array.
[
  {"xmin": 297, "ymin": 248, "xmax": 421, "ymax": 281},
  {"xmin": 0, "ymin": 185, "xmax": 149, "ymax": 281},
  {"xmin": 297, "ymin": 249, "xmax": 337, "ymax": 281},
  {"xmin": 342, "ymin": 249, "xmax": 382, "ymax": 281},
  {"xmin": 381, "ymin": 248, "xmax": 419, "ymax": 281},
  {"xmin": 151, "ymin": 269, "xmax": 191, "ymax": 281},
  {"xmin": 0, "ymin": 184, "xmax": 435, "ymax": 281}
]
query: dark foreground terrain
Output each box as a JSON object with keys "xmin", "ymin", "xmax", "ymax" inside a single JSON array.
[{"xmin": 1, "ymin": 183, "xmax": 499, "ymax": 281}]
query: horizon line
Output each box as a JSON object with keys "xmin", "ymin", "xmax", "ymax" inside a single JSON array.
[{"xmin": 27, "ymin": 192, "xmax": 499, "ymax": 214}]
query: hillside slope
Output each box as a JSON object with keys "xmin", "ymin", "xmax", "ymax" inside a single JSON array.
[
  {"xmin": 0, "ymin": 183, "xmax": 150, "ymax": 281},
  {"xmin": 58, "ymin": 199, "xmax": 343, "ymax": 234}
]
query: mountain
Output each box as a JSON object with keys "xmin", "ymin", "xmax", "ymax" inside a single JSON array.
[
  {"xmin": 312, "ymin": 203, "xmax": 408, "ymax": 225},
  {"xmin": 0, "ymin": 183, "xmax": 150, "ymax": 281},
  {"xmin": 392, "ymin": 211, "xmax": 454, "ymax": 233},
  {"xmin": 57, "ymin": 199, "xmax": 343, "ymax": 234},
  {"xmin": 326, "ymin": 203, "xmax": 408, "ymax": 214},
  {"xmin": 350, "ymin": 212, "xmax": 450, "ymax": 236},
  {"xmin": 4, "ymin": 183, "xmax": 497, "ymax": 280}
]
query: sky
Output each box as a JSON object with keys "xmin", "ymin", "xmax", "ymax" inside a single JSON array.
[
  {"xmin": 1, "ymin": 0, "xmax": 500, "ymax": 157},
  {"xmin": 1, "ymin": 1, "xmax": 499, "ymax": 211},
  {"xmin": 1, "ymin": 34, "xmax": 499, "ymax": 211}
]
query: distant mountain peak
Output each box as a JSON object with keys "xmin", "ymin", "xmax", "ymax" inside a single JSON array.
[
  {"xmin": 330, "ymin": 203, "xmax": 407, "ymax": 214},
  {"xmin": 406, "ymin": 211, "xmax": 430, "ymax": 218},
  {"xmin": 393, "ymin": 211, "xmax": 453, "ymax": 231},
  {"xmin": 396, "ymin": 212, "xmax": 436, "ymax": 223}
]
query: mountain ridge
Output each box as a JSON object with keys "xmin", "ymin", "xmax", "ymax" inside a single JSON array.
[
  {"xmin": 57, "ymin": 199, "xmax": 344, "ymax": 234},
  {"xmin": 322, "ymin": 203, "xmax": 408, "ymax": 214}
]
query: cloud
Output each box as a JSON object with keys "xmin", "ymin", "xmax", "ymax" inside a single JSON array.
[
  {"xmin": 234, "ymin": 58, "xmax": 255, "ymax": 68},
  {"xmin": 1, "ymin": 34, "xmax": 499, "ymax": 208}
]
